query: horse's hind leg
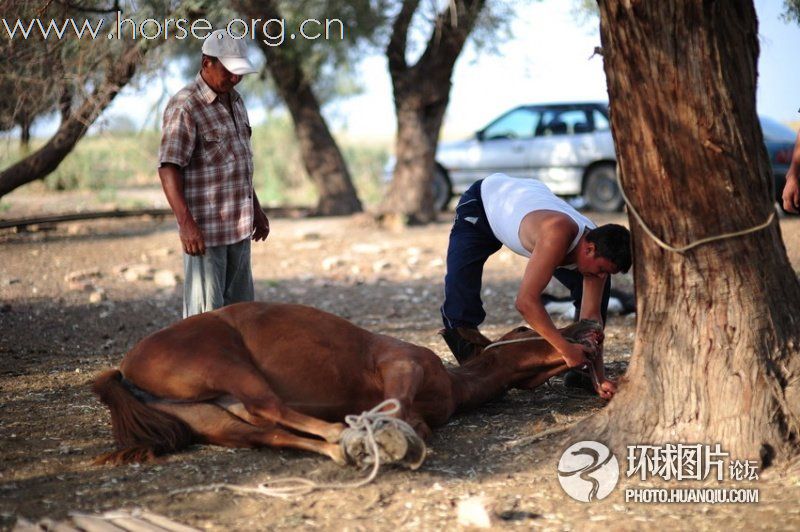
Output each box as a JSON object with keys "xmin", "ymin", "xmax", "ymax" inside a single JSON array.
[
  {"xmin": 152, "ymin": 402, "xmax": 346, "ymax": 464},
  {"xmin": 208, "ymin": 364, "xmax": 345, "ymax": 443}
]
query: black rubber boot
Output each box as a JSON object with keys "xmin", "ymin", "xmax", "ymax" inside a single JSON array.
[{"xmin": 440, "ymin": 327, "xmax": 482, "ymax": 365}]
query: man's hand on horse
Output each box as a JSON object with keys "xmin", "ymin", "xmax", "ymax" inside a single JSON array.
[
  {"xmin": 560, "ymin": 341, "xmax": 593, "ymax": 368},
  {"xmin": 596, "ymin": 378, "xmax": 617, "ymax": 400}
]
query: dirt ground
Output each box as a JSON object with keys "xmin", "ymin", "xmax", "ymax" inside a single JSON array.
[{"xmin": 2, "ymin": 190, "xmax": 800, "ymax": 531}]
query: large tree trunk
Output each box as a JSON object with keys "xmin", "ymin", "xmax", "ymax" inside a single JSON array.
[
  {"xmin": 234, "ymin": 0, "xmax": 362, "ymax": 216},
  {"xmin": 380, "ymin": 0, "xmax": 485, "ymax": 224},
  {"xmin": 574, "ymin": 1, "xmax": 800, "ymax": 466}
]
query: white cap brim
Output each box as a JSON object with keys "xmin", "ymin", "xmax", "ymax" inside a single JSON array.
[{"xmin": 218, "ymin": 56, "xmax": 258, "ymax": 76}]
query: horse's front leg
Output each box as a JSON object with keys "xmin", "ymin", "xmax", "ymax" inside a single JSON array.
[
  {"xmin": 377, "ymin": 359, "xmax": 427, "ymax": 433},
  {"xmin": 339, "ymin": 358, "xmax": 429, "ymax": 468}
]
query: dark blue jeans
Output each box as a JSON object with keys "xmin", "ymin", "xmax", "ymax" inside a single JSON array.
[{"xmin": 440, "ymin": 180, "xmax": 610, "ymax": 329}]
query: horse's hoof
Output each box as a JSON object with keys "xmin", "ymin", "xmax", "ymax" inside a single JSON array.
[
  {"xmin": 330, "ymin": 445, "xmax": 348, "ymax": 466},
  {"xmin": 373, "ymin": 424, "xmax": 409, "ymax": 463},
  {"xmin": 339, "ymin": 422, "xmax": 427, "ymax": 469},
  {"xmin": 399, "ymin": 431, "xmax": 426, "ymax": 470},
  {"xmin": 340, "ymin": 428, "xmax": 369, "ymax": 467}
]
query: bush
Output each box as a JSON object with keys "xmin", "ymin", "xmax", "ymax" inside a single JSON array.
[{"xmin": 0, "ymin": 119, "xmax": 389, "ymax": 208}]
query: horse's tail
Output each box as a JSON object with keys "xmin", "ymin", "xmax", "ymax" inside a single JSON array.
[{"xmin": 91, "ymin": 369, "xmax": 194, "ymax": 465}]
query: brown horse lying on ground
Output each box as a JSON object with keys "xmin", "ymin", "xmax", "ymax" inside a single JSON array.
[{"xmin": 92, "ymin": 302, "xmax": 602, "ymax": 465}]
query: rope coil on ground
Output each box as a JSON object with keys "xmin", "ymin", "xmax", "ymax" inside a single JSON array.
[
  {"xmin": 617, "ymin": 173, "xmax": 776, "ymax": 254},
  {"xmin": 169, "ymin": 399, "xmax": 425, "ymax": 500}
]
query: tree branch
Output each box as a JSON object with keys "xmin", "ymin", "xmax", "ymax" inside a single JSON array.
[
  {"xmin": 53, "ymin": 0, "xmax": 120, "ymax": 14},
  {"xmin": 0, "ymin": 1, "xmax": 210, "ymax": 198},
  {"xmin": 417, "ymin": 0, "xmax": 484, "ymax": 72},
  {"xmin": 386, "ymin": 0, "xmax": 420, "ymax": 75}
]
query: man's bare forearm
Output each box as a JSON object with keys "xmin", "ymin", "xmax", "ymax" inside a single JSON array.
[
  {"xmin": 517, "ymin": 298, "xmax": 571, "ymax": 351},
  {"xmin": 159, "ymin": 163, "xmax": 205, "ymax": 255},
  {"xmin": 158, "ymin": 164, "xmax": 193, "ymax": 226}
]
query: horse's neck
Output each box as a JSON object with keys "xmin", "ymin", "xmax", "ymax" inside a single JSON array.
[
  {"xmin": 446, "ymin": 343, "xmax": 563, "ymax": 409},
  {"xmin": 446, "ymin": 353, "xmax": 517, "ymax": 410}
]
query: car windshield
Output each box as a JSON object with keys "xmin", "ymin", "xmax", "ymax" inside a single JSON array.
[
  {"xmin": 759, "ymin": 116, "xmax": 797, "ymax": 142},
  {"xmin": 481, "ymin": 108, "xmax": 540, "ymax": 140}
]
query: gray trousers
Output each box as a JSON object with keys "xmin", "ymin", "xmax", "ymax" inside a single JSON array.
[{"xmin": 183, "ymin": 238, "xmax": 254, "ymax": 318}]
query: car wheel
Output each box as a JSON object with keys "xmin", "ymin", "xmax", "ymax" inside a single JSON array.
[
  {"xmin": 583, "ymin": 164, "xmax": 623, "ymax": 212},
  {"xmin": 432, "ymin": 166, "xmax": 453, "ymax": 211}
]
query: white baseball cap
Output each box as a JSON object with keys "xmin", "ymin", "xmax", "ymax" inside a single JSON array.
[{"xmin": 201, "ymin": 29, "xmax": 257, "ymax": 75}]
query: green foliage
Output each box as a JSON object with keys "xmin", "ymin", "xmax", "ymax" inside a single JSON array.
[
  {"xmin": 251, "ymin": 115, "xmax": 388, "ymax": 206},
  {"xmin": 466, "ymin": 0, "xmax": 528, "ymax": 55},
  {"xmin": 340, "ymin": 139, "xmax": 390, "ymax": 205},
  {"xmin": 0, "ymin": 0, "xmax": 184, "ymax": 138},
  {"xmin": 249, "ymin": 114, "xmax": 314, "ymax": 205},
  {"xmin": 0, "ymin": 132, "xmax": 162, "ymax": 191},
  {"xmin": 162, "ymin": 0, "xmax": 390, "ymax": 107},
  {"xmin": 784, "ymin": 0, "xmax": 800, "ymax": 23},
  {"xmin": 570, "ymin": 0, "xmax": 599, "ymax": 26},
  {"xmin": 0, "ymin": 119, "xmax": 388, "ymax": 206}
]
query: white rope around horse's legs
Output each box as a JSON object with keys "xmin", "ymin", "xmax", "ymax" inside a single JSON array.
[{"xmin": 170, "ymin": 399, "xmax": 425, "ymax": 500}]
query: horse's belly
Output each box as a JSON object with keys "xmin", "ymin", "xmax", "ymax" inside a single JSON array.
[{"xmin": 263, "ymin": 369, "xmax": 385, "ymax": 422}]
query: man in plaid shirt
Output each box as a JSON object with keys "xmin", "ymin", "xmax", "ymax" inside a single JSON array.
[{"xmin": 158, "ymin": 30, "xmax": 270, "ymax": 317}]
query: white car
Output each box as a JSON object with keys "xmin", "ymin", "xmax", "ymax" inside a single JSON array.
[
  {"xmin": 386, "ymin": 102, "xmax": 622, "ymax": 212},
  {"xmin": 385, "ymin": 102, "xmax": 794, "ymax": 212}
]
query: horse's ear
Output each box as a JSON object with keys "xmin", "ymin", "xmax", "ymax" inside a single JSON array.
[{"xmin": 457, "ymin": 328, "xmax": 492, "ymax": 347}]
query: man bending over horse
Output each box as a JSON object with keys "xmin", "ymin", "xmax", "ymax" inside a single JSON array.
[{"xmin": 440, "ymin": 173, "xmax": 632, "ymax": 399}]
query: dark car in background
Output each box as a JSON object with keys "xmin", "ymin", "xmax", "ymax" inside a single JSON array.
[
  {"xmin": 386, "ymin": 102, "xmax": 797, "ymax": 212},
  {"xmin": 760, "ymin": 116, "xmax": 797, "ymax": 209}
]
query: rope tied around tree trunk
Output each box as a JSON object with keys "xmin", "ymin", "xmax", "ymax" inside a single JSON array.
[
  {"xmin": 618, "ymin": 173, "xmax": 776, "ymax": 254},
  {"xmin": 169, "ymin": 399, "xmax": 425, "ymax": 500}
]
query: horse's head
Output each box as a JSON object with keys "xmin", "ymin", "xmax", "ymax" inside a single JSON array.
[
  {"xmin": 494, "ymin": 325, "xmax": 539, "ymax": 343},
  {"xmin": 560, "ymin": 319, "xmax": 604, "ymax": 355},
  {"xmin": 491, "ymin": 320, "xmax": 602, "ymax": 353},
  {"xmin": 484, "ymin": 319, "xmax": 604, "ymax": 391}
]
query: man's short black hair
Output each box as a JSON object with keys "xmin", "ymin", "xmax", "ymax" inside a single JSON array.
[{"xmin": 586, "ymin": 224, "xmax": 632, "ymax": 273}]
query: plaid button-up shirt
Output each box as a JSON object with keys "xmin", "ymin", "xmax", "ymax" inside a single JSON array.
[{"xmin": 159, "ymin": 74, "xmax": 254, "ymax": 247}]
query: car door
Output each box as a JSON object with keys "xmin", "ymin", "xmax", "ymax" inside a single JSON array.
[
  {"xmin": 460, "ymin": 107, "xmax": 541, "ymax": 182},
  {"xmin": 527, "ymin": 107, "xmax": 597, "ymax": 195}
]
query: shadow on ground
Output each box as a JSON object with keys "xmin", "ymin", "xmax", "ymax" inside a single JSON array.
[{"xmin": 0, "ymin": 275, "xmax": 617, "ymax": 528}]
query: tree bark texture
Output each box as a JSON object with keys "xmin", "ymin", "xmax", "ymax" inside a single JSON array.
[
  {"xmin": 380, "ymin": 0, "xmax": 485, "ymax": 224},
  {"xmin": 575, "ymin": 1, "xmax": 800, "ymax": 466},
  {"xmin": 234, "ymin": 0, "xmax": 362, "ymax": 216}
]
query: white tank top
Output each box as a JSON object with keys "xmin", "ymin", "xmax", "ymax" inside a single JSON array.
[{"xmin": 481, "ymin": 173, "xmax": 595, "ymax": 261}]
